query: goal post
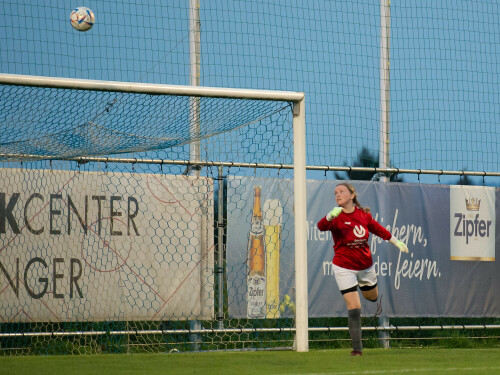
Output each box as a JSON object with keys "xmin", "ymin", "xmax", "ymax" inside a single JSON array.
[
  {"xmin": 0, "ymin": 73, "xmax": 308, "ymax": 353},
  {"xmin": 292, "ymin": 99, "xmax": 308, "ymax": 352}
]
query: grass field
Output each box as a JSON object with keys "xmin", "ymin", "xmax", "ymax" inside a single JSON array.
[{"xmin": 1, "ymin": 348, "xmax": 500, "ymax": 375}]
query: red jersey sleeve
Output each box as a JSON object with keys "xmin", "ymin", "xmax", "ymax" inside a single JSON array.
[
  {"xmin": 366, "ymin": 213, "xmax": 392, "ymax": 240},
  {"xmin": 317, "ymin": 216, "xmax": 333, "ymax": 231}
]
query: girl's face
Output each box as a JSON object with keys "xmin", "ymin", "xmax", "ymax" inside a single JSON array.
[{"xmin": 334, "ymin": 185, "xmax": 355, "ymax": 207}]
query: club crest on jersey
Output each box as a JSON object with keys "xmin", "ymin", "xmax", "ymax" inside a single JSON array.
[{"xmin": 353, "ymin": 225, "xmax": 366, "ymax": 238}]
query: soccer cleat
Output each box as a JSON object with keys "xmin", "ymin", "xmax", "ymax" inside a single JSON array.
[{"xmin": 350, "ymin": 350, "xmax": 362, "ymax": 356}]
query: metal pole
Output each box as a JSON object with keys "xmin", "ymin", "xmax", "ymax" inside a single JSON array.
[
  {"xmin": 217, "ymin": 166, "xmax": 225, "ymax": 329},
  {"xmin": 189, "ymin": 0, "xmax": 202, "ymax": 351},
  {"xmin": 379, "ymin": 0, "xmax": 391, "ymax": 182},
  {"xmin": 293, "ymin": 97, "xmax": 308, "ymax": 352},
  {"xmin": 189, "ymin": 0, "xmax": 201, "ymax": 172},
  {"xmin": 378, "ymin": 0, "xmax": 391, "ymax": 349}
]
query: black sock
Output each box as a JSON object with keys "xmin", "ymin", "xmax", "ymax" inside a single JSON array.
[{"xmin": 348, "ymin": 308, "xmax": 362, "ymax": 351}]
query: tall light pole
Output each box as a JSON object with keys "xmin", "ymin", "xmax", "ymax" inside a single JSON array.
[
  {"xmin": 189, "ymin": 0, "xmax": 201, "ymax": 172},
  {"xmin": 189, "ymin": 0, "xmax": 202, "ymax": 351},
  {"xmin": 379, "ymin": 0, "xmax": 391, "ymax": 348},
  {"xmin": 379, "ymin": 0, "xmax": 391, "ymax": 184}
]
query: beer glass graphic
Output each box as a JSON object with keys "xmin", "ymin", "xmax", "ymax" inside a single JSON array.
[{"xmin": 264, "ymin": 199, "xmax": 282, "ymax": 318}]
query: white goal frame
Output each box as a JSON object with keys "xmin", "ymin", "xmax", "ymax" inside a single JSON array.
[{"xmin": 0, "ymin": 73, "xmax": 309, "ymax": 352}]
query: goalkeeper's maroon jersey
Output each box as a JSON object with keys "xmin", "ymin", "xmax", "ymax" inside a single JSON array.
[{"xmin": 317, "ymin": 207, "xmax": 392, "ymax": 271}]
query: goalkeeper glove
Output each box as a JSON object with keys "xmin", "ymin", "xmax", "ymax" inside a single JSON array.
[
  {"xmin": 326, "ymin": 207, "xmax": 343, "ymax": 221},
  {"xmin": 389, "ymin": 236, "xmax": 409, "ymax": 253}
]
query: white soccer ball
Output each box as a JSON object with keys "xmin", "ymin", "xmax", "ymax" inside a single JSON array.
[{"xmin": 70, "ymin": 7, "xmax": 95, "ymax": 32}]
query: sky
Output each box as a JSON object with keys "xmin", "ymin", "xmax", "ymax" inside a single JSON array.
[{"xmin": 0, "ymin": 0, "xmax": 498, "ymax": 185}]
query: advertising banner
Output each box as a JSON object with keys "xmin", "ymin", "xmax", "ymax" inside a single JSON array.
[
  {"xmin": 0, "ymin": 168, "xmax": 214, "ymax": 322},
  {"xmin": 226, "ymin": 177, "xmax": 499, "ymax": 318}
]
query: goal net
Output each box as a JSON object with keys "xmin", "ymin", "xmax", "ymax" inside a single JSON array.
[{"xmin": 0, "ymin": 74, "xmax": 307, "ymax": 354}]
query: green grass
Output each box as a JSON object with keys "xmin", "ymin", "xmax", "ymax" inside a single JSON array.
[{"xmin": 1, "ymin": 348, "xmax": 500, "ymax": 375}]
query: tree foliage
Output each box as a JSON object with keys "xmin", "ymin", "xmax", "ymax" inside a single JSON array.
[{"xmin": 334, "ymin": 146, "xmax": 404, "ymax": 182}]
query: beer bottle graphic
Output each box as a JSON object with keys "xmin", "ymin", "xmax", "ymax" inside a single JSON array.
[{"xmin": 247, "ymin": 185, "xmax": 266, "ymax": 318}]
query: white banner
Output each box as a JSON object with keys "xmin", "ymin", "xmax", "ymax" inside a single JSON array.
[
  {"xmin": 0, "ymin": 168, "xmax": 214, "ymax": 322},
  {"xmin": 450, "ymin": 186, "xmax": 495, "ymax": 261}
]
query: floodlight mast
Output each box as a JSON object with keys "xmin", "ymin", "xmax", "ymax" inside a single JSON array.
[
  {"xmin": 378, "ymin": 0, "xmax": 391, "ymax": 349},
  {"xmin": 189, "ymin": 0, "xmax": 201, "ymax": 172},
  {"xmin": 379, "ymin": 0, "xmax": 391, "ymax": 184},
  {"xmin": 189, "ymin": 0, "xmax": 202, "ymax": 352}
]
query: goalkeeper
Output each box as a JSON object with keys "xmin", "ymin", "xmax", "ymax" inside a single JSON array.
[{"xmin": 317, "ymin": 183, "xmax": 408, "ymax": 357}]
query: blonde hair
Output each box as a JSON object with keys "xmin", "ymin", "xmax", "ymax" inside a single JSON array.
[{"xmin": 336, "ymin": 183, "xmax": 370, "ymax": 213}]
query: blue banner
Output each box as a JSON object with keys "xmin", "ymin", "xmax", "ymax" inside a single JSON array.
[{"xmin": 226, "ymin": 177, "xmax": 499, "ymax": 318}]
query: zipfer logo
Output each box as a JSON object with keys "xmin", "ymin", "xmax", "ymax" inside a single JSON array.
[
  {"xmin": 453, "ymin": 213, "xmax": 492, "ymax": 244},
  {"xmin": 453, "ymin": 196, "xmax": 492, "ymax": 244}
]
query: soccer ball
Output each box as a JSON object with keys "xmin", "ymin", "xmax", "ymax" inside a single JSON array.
[{"xmin": 70, "ymin": 7, "xmax": 95, "ymax": 32}]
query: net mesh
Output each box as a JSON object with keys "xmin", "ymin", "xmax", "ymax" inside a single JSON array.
[
  {"xmin": 1, "ymin": 1, "xmax": 498, "ymax": 177},
  {"xmin": 0, "ymin": 84, "xmax": 291, "ymax": 161}
]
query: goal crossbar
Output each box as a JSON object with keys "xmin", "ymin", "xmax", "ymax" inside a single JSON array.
[{"xmin": 0, "ymin": 73, "xmax": 304, "ymax": 102}]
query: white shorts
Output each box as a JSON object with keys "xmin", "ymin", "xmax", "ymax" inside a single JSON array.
[{"xmin": 332, "ymin": 264, "xmax": 377, "ymax": 293}]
